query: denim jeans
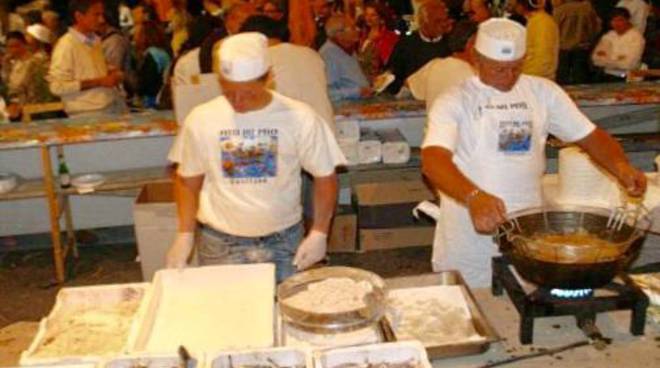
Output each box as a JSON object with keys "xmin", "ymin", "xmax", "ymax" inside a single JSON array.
[{"xmin": 197, "ymin": 222, "xmax": 303, "ymax": 282}]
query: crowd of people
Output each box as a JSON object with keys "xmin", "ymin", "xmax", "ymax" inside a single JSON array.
[{"xmin": 0, "ymin": 0, "xmax": 657, "ymax": 123}]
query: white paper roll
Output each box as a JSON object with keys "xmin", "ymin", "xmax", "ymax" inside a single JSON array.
[{"xmin": 557, "ymin": 147, "xmax": 619, "ymax": 207}]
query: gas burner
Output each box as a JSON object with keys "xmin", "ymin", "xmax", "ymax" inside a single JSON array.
[
  {"xmin": 491, "ymin": 256, "xmax": 649, "ymax": 345},
  {"xmin": 549, "ymin": 288, "xmax": 593, "ymax": 299}
]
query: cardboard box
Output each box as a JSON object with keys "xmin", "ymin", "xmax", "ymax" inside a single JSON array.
[
  {"xmin": 328, "ymin": 206, "xmax": 357, "ymax": 253},
  {"xmin": 359, "ymin": 227, "xmax": 435, "ymax": 251},
  {"xmin": 133, "ymin": 182, "xmax": 178, "ymax": 281},
  {"xmin": 354, "ymin": 171, "xmax": 436, "ymax": 228}
]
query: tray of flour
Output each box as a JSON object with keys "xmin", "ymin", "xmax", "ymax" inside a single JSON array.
[
  {"xmin": 384, "ymin": 272, "xmax": 500, "ymax": 359},
  {"xmin": 20, "ymin": 283, "xmax": 151, "ymax": 366}
]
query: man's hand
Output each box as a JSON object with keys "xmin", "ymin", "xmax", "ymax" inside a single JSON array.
[
  {"xmin": 615, "ymin": 162, "xmax": 647, "ymax": 197},
  {"xmin": 165, "ymin": 232, "xmax": 194, "ymax": 269},
  {"xmin": 293, "ymin": 230, "xmax": 327, "ymax": 271},
  {"xmin": 98, "ymin": 69, "xmax": 124, "ymax": 88},
  {"xmin": 467, "ymin": 190, "xmax": 507, "ymax": 234}
]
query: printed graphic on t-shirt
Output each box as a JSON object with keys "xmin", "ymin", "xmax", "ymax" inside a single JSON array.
[
  {"xmin": 498, "ymin": 120, "xmax": 532, "ymax": 153},
  {"xmin": 219, "ymin": 128, "xmax": 278, "ymax": 184}
]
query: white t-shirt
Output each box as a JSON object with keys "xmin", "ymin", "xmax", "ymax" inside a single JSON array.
[
  {"xmin": 268, "ymin": 43, "xmax": 335, "ymax": 132},
  {"xmin": 407, "ymin": 56, "xmax": 475, "ymax": 112},
  {"xmin": 175, "ymin": 92, "xmax": 346, "ymax": 237},
  {"xmin": 617, "ymin": 0, "xmax": 650, "ymax": 34},
  {"xmin": 591, "ymin": 28, "xmax": 645, "ymax": 77},
  {"xmin": 173, "ymin": 47, "xmax": 202, "ymax": 85},
  {"xmin": 423, "ymin": 75, "xmax": 595, "ymax": 157}
]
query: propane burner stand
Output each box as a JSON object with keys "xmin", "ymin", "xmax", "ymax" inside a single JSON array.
[{"xmin": 491, "ymin": 256, "xmax": 649, "ymax": 345}]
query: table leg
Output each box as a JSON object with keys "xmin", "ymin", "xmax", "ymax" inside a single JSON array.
[{"xmin": 41, "ymin": 145, "xmax": 65, "ymax": 283}]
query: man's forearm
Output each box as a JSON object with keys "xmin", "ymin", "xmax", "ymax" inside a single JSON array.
[
  {"xmin": 175, "ymin": 173, "xmax": 204, "ymax": 232},
  {"xmin": 80, "ymin": 77, "xmax": 103, "ymax": 90},
  {"xmin": 421, "ymin": 146, "xmax": 480, "ymax": 205},
  {"xmin": 575, "ymin": 127, "xmax": 629, "ymax": 178},
  {"xmin": 311, "ymin": 173, "xmax": 338, "ymax": 234}
]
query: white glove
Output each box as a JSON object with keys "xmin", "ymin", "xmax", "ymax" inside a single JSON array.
[
  {"xmin": 165, "ymin": 232, "xmax": 194, "ymax": 269},
  {"xmin": 293, "ymin": 230, "xmax": 328, "ymax": 271}
]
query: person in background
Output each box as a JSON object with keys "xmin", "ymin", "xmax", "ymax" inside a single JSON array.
[
  {"xmin": 386, "ymin": 0, "xmax": 454, "ymax": 94},
  {"xmin": 509, "ymin": 0, "xmax": 559, "ymax": 80},
  {"xmin": 592, "ymin": 7, "xmax": 646, "ymax": 82},
  {"xmin": 421, "ymin": 18, "xmax": 646, "ymax": 287},
  {"xmin": 617, "ymin": 0, "xmax": 651, "ymax": 34},
  {"xmin": 463, "ymin": 0, "xmax": 490, "ymax": 23},
  {"xmin": 320, "ymin": 14, "xmax": 372, "ymax": 101},
  {"xmin": 100, "ymin": 4, "xmax": 132, "ymax": 78},
  {"xmin": 553, "ymin": 0, "xmax": 601, "ymax": 85},
  {"xmin": 168, "ymin": 0, "xmax": 191, "ymax": 57},
  {"xmin": 165, "ymin": 33, "xmax": 346, "ymax": 281},
  {"xmin": 42, "ymin": 10, "xmax": 63, "ymax": 40},
  {"xmin": 172, "ymin": 14, "xmax": 225, "ymax": 85},
  {"xmin": 289, "ymin": 0, "xmax": 316, "ymax": 47},
  {"xmin": 357, "ymin": 1, "xmax": 399, "ymax": 82},
  {"xmin": 407, "ymin": 20, "xmax": 477, "ymax": 112},
  {"xmin": 2, "ymin": 31, "xmax": 58, "ymax": 121},
  {"xmin": 240, "ymin": 15, "xmax": 335, "ymax": 130},
  {"xmin": 311, "ymin": 0, "xmax": 332, "ymax": 49},
  {"xmin": 25, "ymin": 23, "xmax": 53, "ymax": 53},
  {"xmin": 262, "ymin": 0, "xmax": 285, "ymax": 21},
  {"xmin": 134, "ymin": 20, "xmax": 171, "ymax": 108},
  {"xmin": 225, "ymin": 1, "xmax": 258, "ymax": 34},
  {"xmin": 48, "ymin": 0, "xmax": 126, "ymax": 116}
]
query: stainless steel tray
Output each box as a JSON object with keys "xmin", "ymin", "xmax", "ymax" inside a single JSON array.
[{"xmin": 385, "ymin": 271, "xmax": 500, "ymax": 360}]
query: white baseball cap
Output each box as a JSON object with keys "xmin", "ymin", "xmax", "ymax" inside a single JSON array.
[
  {"xmin": 218, "ymin": 32, "xmax": 270, "ymax": 82},
  {"xmin": 475, "ymin": 18, "xmax": 526, "ymax": 61},
  {"xmin": 26, "ymin": 24, "xmax": 53, "ymax": 44}
]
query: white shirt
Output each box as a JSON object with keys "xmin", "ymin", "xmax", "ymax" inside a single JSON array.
[
  {"xmin": 175, "ymin": 92, "xmax": 346, "ymax": 237},
  {"xmin": 423, "ymin": 75, "xmax": 595, "ymax": 160},
  {"xmin": 48, "ymin": 29, "xmax": 125, "ymax": 115},
  {"xmin": 592, "ymin": 28, "xmax": 645, "ymax": 77},
  {"xmin": 172, "ymin": 47, "xmax": 202, "ymax": 86},
  {"xmin": 268, "ymin": 43, "xmax": 335, "ymax": 132},
  {"xmin": 617, "ymin": 0, "xmax": 650, "ymax": 34},
  {"xmin": 407, "ymin": 56, "xmax": 475, "ymax": 112},
  {"xmin": 422, "ymin": 75, "xmax": 595, "ymax": 287}
]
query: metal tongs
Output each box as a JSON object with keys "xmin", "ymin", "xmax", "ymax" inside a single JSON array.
[{"xmin": 606, "ymin": 198, "xmax": 649, "ymax": 232}]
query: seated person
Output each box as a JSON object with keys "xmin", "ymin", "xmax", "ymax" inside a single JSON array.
[
  {"xmin": 319, "ymin": 15, "xmax": 372, "ymax": 101},
  {"xmin": 592, "ymin": 7, "xmax": 645, "ymax": 82},
  {"xmin": 2, "ymin": 31, "xmax": 58, "ymax": 121}
]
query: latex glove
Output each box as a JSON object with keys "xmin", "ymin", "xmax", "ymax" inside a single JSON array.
[
  {"xmin": 165, "ymin": 232, "xmax": 194, "ymax": 269},
  {"xmin": 293, "ymin": 230, "xmax": 327, "ymax": 271}
]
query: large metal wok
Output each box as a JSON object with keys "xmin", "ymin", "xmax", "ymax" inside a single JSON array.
[{"xmin": 496, "ymin": 205, "xmax": 650, "ymax": 289}]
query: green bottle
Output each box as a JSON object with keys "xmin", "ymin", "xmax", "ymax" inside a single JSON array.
[{"xmin": 58, "ymin": 153, "xmax": 71, "ymax": 189}]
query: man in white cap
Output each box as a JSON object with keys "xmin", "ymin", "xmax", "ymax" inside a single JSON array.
[
  {"xmin": 166, "ymin": 32, "xmax": 346, "ymax": 281},
  {"xmin": 421, "ymin": 18, "xmax": 646, "ymax": 287}
]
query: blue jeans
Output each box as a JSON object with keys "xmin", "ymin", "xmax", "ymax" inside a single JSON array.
[{"xmin": 197, "ymin": 222, "xmax": 303, "ymax": 282}]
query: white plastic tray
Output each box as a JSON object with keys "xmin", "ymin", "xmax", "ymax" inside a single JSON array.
[
  {"xmin": 133, "ymin": 264, "xmax": 276, "ymax": 354},
  {"xmin": 210, "ymin": 347, "xmax": 312, "ymax": 368},
  {"xmin": 20, "ymin": 283, "xmax": 151, "ymax": 366},
  {"xmin": 314, "ymin": 342, "xmax": 432, "ymax": 368}
]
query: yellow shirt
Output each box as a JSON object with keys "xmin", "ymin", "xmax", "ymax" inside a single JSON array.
[{"xmin": 523, "ymin": 11, "xmax": 559, "ymax": 80}]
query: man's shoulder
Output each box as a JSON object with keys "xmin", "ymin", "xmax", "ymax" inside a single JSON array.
[
  {"xmin": 271, "ymin": 43, "xmax": 322, "ymax": 61},
  {"xmin": 188, "ymin": 95, "xmax": 230, "ymax": 120}
]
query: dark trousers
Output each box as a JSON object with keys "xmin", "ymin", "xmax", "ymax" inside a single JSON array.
[{"xmin": 557, "ymin": 49, "xmax": 592, "ymax": 85}]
